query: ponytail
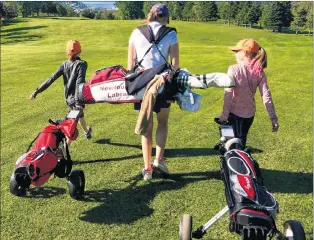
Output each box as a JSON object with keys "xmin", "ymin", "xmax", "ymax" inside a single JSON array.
[
  {"xmin": 146, "ymin": 9, "xmax": 157, "ymax": 22},
  {"xmin": 250, "ymin": 47, "xmax": 267, "ymax": 75},
  {"xmin": 146, "ymin": 8, "xmax": 168, "ymax": 24}
]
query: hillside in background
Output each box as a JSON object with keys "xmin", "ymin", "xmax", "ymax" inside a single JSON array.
[{"xmin": 82, "ymin": 1, "xmax": 115, "ymax": 9}]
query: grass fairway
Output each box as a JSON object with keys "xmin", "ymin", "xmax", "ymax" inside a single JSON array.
[{"xmin": 1, "ymin": 18, "xmax": 312, "ymax": 240}]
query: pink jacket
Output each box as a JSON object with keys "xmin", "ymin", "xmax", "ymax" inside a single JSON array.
[{"xmin": 221, "ymin": 63, "xmax": 277, "ymax": 121}]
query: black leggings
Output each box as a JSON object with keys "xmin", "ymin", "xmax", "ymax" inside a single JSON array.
[{"xmin": 228, "ymin": 113, "xmax": 254, "ymax": 148}]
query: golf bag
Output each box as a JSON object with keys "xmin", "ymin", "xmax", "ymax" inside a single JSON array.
[
  {"xmin": 179, "ymin": 119, "xmax": 306, "ymax": 240},
  {"xmin": 10, "ymin": 111, "xmax": 80, "ymax": 196},
  {"xmin": 78, "ymin": 64, "xmax": 174, "ymax": 104},
  {"xmin": 220, "ymin": 148, "xmax": 278, "ymax": 239}
]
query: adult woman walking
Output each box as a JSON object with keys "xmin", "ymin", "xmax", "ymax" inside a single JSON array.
[{"xmin": 127, "ymin": 3, "xmax": 179, "ymax": 181}]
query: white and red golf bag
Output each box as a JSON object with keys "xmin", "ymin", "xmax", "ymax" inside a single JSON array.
[{"xmin": 220, "ymin": 148, "xmax": 278, "ymax": 239}]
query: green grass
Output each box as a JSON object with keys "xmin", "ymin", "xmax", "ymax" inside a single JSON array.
[{"xmin": 1, "ymin": 18, "xmax": 312, "ymax": 240}]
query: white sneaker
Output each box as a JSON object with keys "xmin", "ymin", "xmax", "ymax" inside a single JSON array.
[
  {"xmin": 153, "ymin": 158, "xmax": 169, "ymax": 175},
  {"xmin": 142, "ymin": 169, "xmax": 152, "ymax": 181}
]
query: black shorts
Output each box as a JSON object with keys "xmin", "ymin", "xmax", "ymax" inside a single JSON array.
[
  {"xmin": 134, "ymin": 99, "xmax": 171, "ymax": 113},
  {"xmin": 69, "ymin": 104, "xmax": 85, "ymax": 118}
]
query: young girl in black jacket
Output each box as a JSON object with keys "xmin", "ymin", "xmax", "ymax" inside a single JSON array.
[{"xmin": 30, "ymin": 40, "xmax": 92, "ymax": 144}]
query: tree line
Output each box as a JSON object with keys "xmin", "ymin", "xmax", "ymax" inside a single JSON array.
[
  {"xmin": 1, "ymin": 2, "xmax": 79, "ymax": 18},
  {"xmin": 0, "ymin": 1, "xmax": 115, "ymax": 20},
  {"xmin": 1, "ymin": 1, "xmax": 312, "ymax": 34}
]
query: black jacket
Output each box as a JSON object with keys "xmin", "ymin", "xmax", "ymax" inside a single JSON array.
[{"xmin": 34, "ymin": 58, "xmax": 87, "ymax": 107}]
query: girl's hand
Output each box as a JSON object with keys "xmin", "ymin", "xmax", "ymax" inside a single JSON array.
[
  {"xmin": 74, "ymin": 105, "xmax": 83, "ymax": 110},
  {"xmin": 272, "ymin": 120, "xmax": 279, "ymax": 132},
  {"xmin": 219, "ymin": 114, "xmax": 228, "ymax": 122},
  {"xmin": 29, "ymin": 92, "xmax": 36, "ymax": 100}
]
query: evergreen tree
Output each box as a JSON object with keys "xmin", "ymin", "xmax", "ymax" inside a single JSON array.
[
  {"xmin": 269, "ymin": 2, "xmax": 284, "ymax": 32},
  {"xmin": 94, "ymin": 10, "xmax": 102, "ymax": 20},
  {"xmin": 261, "ymin": 2, "xmax": 292, "ymax": 32},
  {"xmin": 43, "ymin": 2, "xmax": 58, "ymax": 16},
  {"xmin": 182, "ymin": 2, "xmax": 196, "ymax": 21},
  {"xmin": 64, "ymin": 4, "xmax": 78, "ymax": 17},
  {"xmin": 194, "ymin": 1, "xmax": 218, "ymax": 22},
  {"xmin": 305, "ymin": 3, "xmax": 313, "ymax": 34},
  {"xmin": 18, "ymin": 2, "xmax": 33, "ymax": 17},
  {"xmin": 80, "ymin": 8, "xmax": 95, "ymax": 19},
  {"xmin": 291, "ymin": 2, "xmax": 308, "ymax": 34},
  {"xmin": 103, "ymin": 10, "xmax": 115, "ymax": 20},
  {"xmin": 115, "ymin": 1, "xmax": 144, "ymax": 20},
  {"xmin": 218, "ymin": 2, "xmax": 238, "ymax": 25},
  {"xmin": 56, "ymin": 3, "xmax": 67, "ymax": 17},
  {"xmin": 282, "ymin": 1, "xmax": 293, "ymax": 27},
  {"xmin": 142, "ymin": 1, "xmax": 154, "ymax": 17},
  {"xmin": 260, "ymin": 2, "xmax": 271, "ymax": 28},
  {"xmin": 3, "ymin": 2, "xmax": 18, "ymax": 19},
  {"xmin": 251, "ymin": 2, "xmax": 262, "ymax": 24},
  {"xmin": 236, "ymin": 2, "xmax": 252, "ymax": 25},
  {"xmin": 0, "ymin": 1, "xmax": 3, "ymax": 18},
  {"xmin": 167, "ymin": 1, "xmax": 184, "ymax": 20}
]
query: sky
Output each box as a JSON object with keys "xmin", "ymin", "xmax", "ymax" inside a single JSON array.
[{"xmin": 82, "ymin": 1, "xmax": 115, "ymax": 9}]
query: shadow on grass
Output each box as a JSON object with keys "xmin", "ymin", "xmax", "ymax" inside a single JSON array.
[
  {"xmin": 262, "ymin": 169, "xmax": 312, "ymax": 194},
  {"xmin": 72, "ymin": 154, "xmax": 143, "ymax": 165},
  {"xmin": 79, "ymin": 170, "xmax": 221, "ymax": 224},
  {"xmin": 28, "ymin": 16, "xmax": 89, "ymax": 21},
  {"xmin": 1, "ymin": 25, "xmax": 47, "ymax": 33},
  {"xmin": 280, "ymin": 28, "xmax": 313, "ymax": 35},
  {"xmin": 77, "ymin": 163, "xmax": 311, "ymax": 224},
  {"xmin": 2, "ymin": 18, "xmax": 26, "ymax": 26},
  {"xmin": 94, "ymin": 138, "xmax": 217, "ymax": 157},
  {"xmin": 25, "ymin": 186, "xmax": 66, "ymax": 198},
  {"xmin": 1, "ymin": 25, "xmax": 46, "ymax": 45}
]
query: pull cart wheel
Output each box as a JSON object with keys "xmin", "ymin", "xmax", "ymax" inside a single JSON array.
[
  {"xmin": 283, "ymin": 220, "xmax": 306, "ymax": 240},
  {"xmin": 10, "ymin": 173, "xmax": 26, "ymax": 196},
  {"xmin": 180, "ymin": 214, "xmax": 193, "ymax": 240},
  {"xmin": 67, "ymin": 170, "xmax": 85, "ymax": 199}
]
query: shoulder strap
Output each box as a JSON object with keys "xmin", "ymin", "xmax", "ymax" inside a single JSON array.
[
  {"xmin": 135, "ymin": 25, "xmax": 176, "ymax": 68},
  {"xmin": 155, "ymin": 26, "xmax": 177, "ymax": 44},
  {"xmin": 134, "ymin": 25, "xmax": 154, "ymax": 68},
  {"xmin": 137, "ymin": 25, "xmax": 154, "ymax": 43},
  {"xmin": 137, "ymin": 25, "xmax": 177, "ymax": 44}
]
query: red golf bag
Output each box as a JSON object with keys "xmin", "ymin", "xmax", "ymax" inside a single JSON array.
[{"xmin": 10, "ymin": 110, "xmax": 85, "ymax": 199}]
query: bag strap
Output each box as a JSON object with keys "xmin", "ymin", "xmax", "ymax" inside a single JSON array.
[
  {"xmin": 26, "ymin": 133, "xmax": 40, "ymax": 152},
  {"xmin": 136, "ymin": 25, "xmax": 176, "ymax": 68}
]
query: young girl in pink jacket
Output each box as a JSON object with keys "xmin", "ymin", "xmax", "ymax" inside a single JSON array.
[{"xmin": 219, "ymin": 38, "xmax": 279, "ymax": 148}]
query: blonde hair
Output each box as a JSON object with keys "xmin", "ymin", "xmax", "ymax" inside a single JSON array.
[{"xmin": 248, "ymin": 47, "xmax": 267, "ymax": 74}]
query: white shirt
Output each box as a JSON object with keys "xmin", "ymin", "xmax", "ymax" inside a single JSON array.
[{"xmin": 129, "ymin": 21, "xmax": 178, "ymax": 69}]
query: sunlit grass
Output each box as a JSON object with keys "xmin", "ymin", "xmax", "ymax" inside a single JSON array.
[{"xmin": 1, "ymin": 18, "xmax": 312, "ymax": 240}]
